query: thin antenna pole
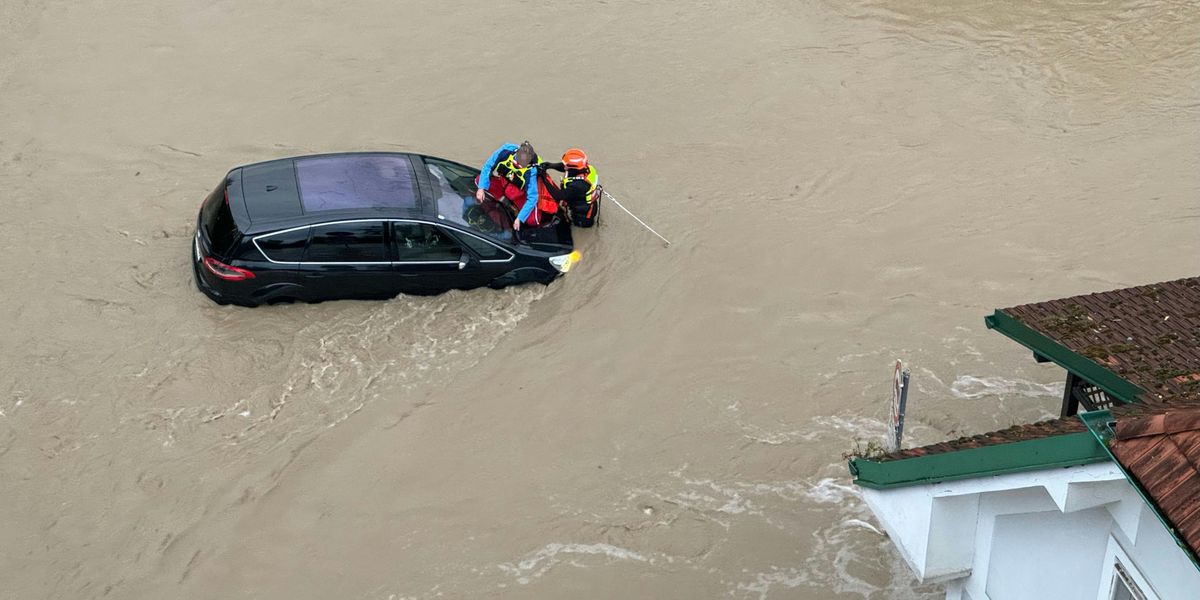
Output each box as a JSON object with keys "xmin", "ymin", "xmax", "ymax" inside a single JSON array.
[
  {"xmin": 896, "ymin": 369, "xmax": 910, "ymax": 448},
  {"xmin": 602, "ymin": 190, "xmax": 671, "ymax": 247}
]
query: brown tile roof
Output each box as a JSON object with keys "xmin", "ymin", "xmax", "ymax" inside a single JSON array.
[
  {"xmin": 877, "ymin": 417, "xmax": 1088, "ymax": 462},
  {"xmin": 1109, "ymin": 404, "xmax": 1200, "ymax": 561},
  {"xmin": 1002, "ymin": 277, "xmax": 1200, "ymax": 404}
]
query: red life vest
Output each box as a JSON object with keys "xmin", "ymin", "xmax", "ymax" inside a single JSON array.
[{"xmin": 536, "ymin": 174, "xmax": 561, "ymax": 214}]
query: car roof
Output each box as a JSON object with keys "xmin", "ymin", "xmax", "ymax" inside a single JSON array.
[{"xmin": 230, "ymin": 152, "xmax": 442, "ymax": 234}]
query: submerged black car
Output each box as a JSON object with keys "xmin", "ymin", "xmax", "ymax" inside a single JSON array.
[{"xmin": 193, "ymin": 152, "xmax": 580, "ymax": 306}]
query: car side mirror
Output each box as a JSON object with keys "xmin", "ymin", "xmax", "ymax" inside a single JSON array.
[{"xmin": 458, "ymin": 251, "xmax": 473, "ymax": 270}]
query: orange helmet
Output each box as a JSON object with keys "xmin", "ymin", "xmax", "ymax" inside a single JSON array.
[{"xmin": 562, "ymin": 148, "xmax": 588, "ymax": 170}]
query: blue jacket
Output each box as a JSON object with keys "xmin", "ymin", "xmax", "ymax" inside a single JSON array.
[{"xmin": 479, "ymin": 143, "xmax": 541, "ymax": 223}]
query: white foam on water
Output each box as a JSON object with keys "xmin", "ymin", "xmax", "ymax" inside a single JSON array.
[
  {"xmin": 836, "ymin": 349, "xmax": 884, "ymax": 364},
  {"xmin": 939, "ymin": 335, "xmax": 983, "ymax": 359},
  {"xmin": 739, "ymin": 421, "xmax": 811, "ymax": 445},
  {"xmin": 843, "ymin": 518, "xmax": 884, "ymax": 536},
  {"xmin": 612, "ymin": 463, "xmax": 935, "ymax": 598},
  {"xmin": 685, "ymin": 478, "xmax": 814, "ymax": 505},
  {"xmin": 681, "ymin": 488, "xmax": 755, "ymax": 515},
  {"xmin": 797, "ymin": 513, "xmax": 898, "ymax": 599},
  {"xmin": 497, "ymin": 543, "xmax": 650, "ymax": 585},
  {"xmin": 629, "ymin": 467, "xmax": 852, "ymax": 535},
  {"xmin": 208, "ymin": 286, "xmax": 546, "ymax": 451},
  {"xmin": 625, "ymin": 485, "xmax": 751, "ymax": 527},
  {"xmin": 810, "ymin": 414, "xmax": 889, "ymax": 439},
  {"xmin": 949, "ymin": 375, "xmax": 1062, "ymax": 400},
  {"xmin": 740, "ymin": 414, "xmax": 889, "ymax": 446},
  {"xmin": 914, "ymin": 367, "xmax": 948, "ymax": 395},
  {"xmin": 653, "ymin": 467, "xmax": 823, "ymax": 516},
  {"xmin": 732, "ymin": 567, "xmax": 809, "ymax": 600},
  {"xmin": 725, "ymin": 410, "xmax": 939, "ymax": 599},
  {"xmin": 804, "ymin": 477, "xmax": 862, "ymax": 505},
  {"xmin": 787, "ymin": 476, "xmax": 940, "ymax": 600}
]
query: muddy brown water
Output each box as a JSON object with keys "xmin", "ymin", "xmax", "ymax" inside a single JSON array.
[{"xmin": 1, "ymin": 1, "xmax": 1197, "ymax": 598}]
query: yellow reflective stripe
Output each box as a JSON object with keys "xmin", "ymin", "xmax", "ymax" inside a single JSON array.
[
  {"xmin": 561, "ymin": 166, "xmax": 599, "ymax": 201},
  {"xmin": 498, "ymin": 154, "xmax": 531, "ymax": 186}
]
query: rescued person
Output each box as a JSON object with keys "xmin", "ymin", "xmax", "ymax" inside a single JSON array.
[{"xmin": 474, "ymin": 141, "xmax": 559, "ymax": 231}]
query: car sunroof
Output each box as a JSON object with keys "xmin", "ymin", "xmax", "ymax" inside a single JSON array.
[{"xmin": 296, "ymin": 155, "xmax": 419, "ymax": 213}]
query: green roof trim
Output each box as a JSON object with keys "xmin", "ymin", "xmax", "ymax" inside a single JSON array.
[
  {"xmin": 1080, "ymin": 410, "xmax": 1200, "ymax": 572},
  {"xmin": 1079, "ymin": 410, "xmax": 1117, "ymax": 442},
  {"xmin": 984, "ymin": 310, "xmax": 1145, "ymax": 403},
  {"xmin": 849, "ymin": 430, "xmax": 1110, "ymax": 490}
]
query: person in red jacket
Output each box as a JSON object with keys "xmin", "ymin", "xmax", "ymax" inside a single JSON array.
[{"xmin": 474, "ymin": 141, "xmax": 558, "ymax": 232}]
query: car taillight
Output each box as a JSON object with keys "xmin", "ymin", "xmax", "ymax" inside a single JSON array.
[{"xmin": 203, "ymin": 257, "xmax": 256, "ymax": 281}]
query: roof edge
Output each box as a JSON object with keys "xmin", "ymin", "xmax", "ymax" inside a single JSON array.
[
  {"xmin": 848, "ymin": 430, "xmax": 1109, "ymax": 490},
  {"xmin": 1081, "ymin": 410, "xmax": 1200, "ymax": 572},
  {"xmin": 984, "ymin": 310, "xmax": 1145, "ymax": 403}
]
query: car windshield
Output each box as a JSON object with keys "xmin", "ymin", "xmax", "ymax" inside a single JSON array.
[{"xmin": 422, "ymin": 158, "xmax": 512, "ymax": 243}]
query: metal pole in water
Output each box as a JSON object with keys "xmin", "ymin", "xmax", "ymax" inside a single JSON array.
[
  {"xmin": 897, "ymin": 368, "xmax": 910, "ymax": 449},
  {"xmin": 887, "ymin": 360, "xmax": 912, "ymax": 452},
  {"xmin": 602, "ymin": 190, "xmax": 672, "ymax": 247}
]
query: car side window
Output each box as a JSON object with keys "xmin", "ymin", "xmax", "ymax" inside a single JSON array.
[
  {"xmin": 448, "ymin": 229, "xmax": 510, "ymax": 260},
  {"xmin": 305, "ymin": 221, "xmax": 387, "ymax": 263},
  {"xmin": 393, "ymin": 222, "xmax": 462, "ymax": 262},
  {"xmin": 423, "ymin": 157, "xmax": 478, "ymax": 197},
  {"xmin": 256, "ymin": 227, "xmax": 310, "ymax": 262}
]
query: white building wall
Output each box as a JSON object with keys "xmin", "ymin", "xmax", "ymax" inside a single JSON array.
[
  {"xmin": 983, "ymin": 508, "xmax": 1109, "ymax": 600},
  {"xmin": 860, "ymin": 462, "xmax": 1200, "ymax": 600},
  {"xmin": 1119, "ymin": 505, "xmax": 1200, "ymax": 600}
]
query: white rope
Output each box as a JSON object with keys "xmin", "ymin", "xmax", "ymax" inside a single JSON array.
[{"xmin": 602, "ymin": 190, "xmax": 671, "ymax": 247}]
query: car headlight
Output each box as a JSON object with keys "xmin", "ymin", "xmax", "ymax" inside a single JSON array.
[{"xmin": 549, "ymin": 251, "xmax": 582, "ymax": 274}]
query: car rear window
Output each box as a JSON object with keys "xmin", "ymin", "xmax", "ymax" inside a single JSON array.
[
  {"xmin": 296, "ymin": 155, "xmax": 419, "ymax": 213},
  {"xmin": 200, "ymin": 178, "xmax": 241, "ymax": 256},
  {"xmin": 256, "ymin": 227, "xmax": 310, "ymax": 263}
]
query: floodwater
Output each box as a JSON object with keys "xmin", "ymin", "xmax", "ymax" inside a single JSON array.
[{"xmin": 1, "ymin": 1, "xmax": 1197, "ymax": 598}]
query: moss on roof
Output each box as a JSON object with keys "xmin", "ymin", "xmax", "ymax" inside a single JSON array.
[{"xmin": 1001, "ymin": 277, "xmax": 1200, "ymax": 404}]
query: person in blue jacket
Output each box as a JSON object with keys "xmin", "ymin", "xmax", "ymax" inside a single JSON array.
[{"xmin": 474, "ymin": 141, "xmax": 558, "ymax": 231}]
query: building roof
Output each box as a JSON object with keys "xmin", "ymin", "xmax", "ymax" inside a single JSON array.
[
  {"xmin": 990, "ymin": 277, "xmax": 1200, "ymax": 405},
  {"xmin": 1104, "ymin": 405, "xmax": 1200, "ymax": 562},
  {"xmin": 875, "ymin": 417, "xmax": 1089, "ymax": 462},
  {"xmin": 848, "ymin": 419, "xmax": 1108, "ymax": 490},
  {"xmin": 850, "ymin": 276, "xmax": 1200, "ymax": 567}
]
